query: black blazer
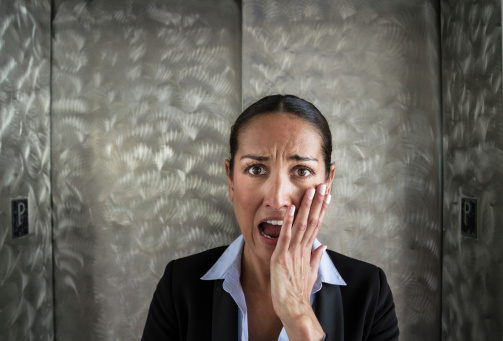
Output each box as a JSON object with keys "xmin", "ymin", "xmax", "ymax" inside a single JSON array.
[{"xmin": 142, "ymin": 246, "xmax": 399, "ymax": 341}]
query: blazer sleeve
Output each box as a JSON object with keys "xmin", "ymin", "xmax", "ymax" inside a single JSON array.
[
  {"xmin": 142, "ymin": 260, "xmax": 180, "ymax": 341},
  {"xmin": 368, "ymin": 268, "xmax": 399, "ymax": 341}
]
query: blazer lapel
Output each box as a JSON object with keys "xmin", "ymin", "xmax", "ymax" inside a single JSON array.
[
  {"xmin": 314, "ymin": 284, "xmax": 344, "ymax": 341},
  {"xmin": 212, "ymin": 280, "xmax": 238, "ymax": 340}
]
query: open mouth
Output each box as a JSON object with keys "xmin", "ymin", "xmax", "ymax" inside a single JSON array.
[{"xmin": 259, "ymin": 220, "xmax": 283, "ymax": 239}]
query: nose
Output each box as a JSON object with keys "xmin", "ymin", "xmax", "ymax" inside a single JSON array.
[{"xmin": 263, "ymin": 172, "xmax": 292, "ymax": 210}]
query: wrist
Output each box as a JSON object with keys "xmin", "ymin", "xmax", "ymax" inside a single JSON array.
[{"xmin": 281, "ymin": 311, "xmax": 325, "ymax": 341}]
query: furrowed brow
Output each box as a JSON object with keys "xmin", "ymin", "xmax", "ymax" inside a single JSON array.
[
  {"xmin": 240, "ymin": 154, "xmax": 270, "ymax": 161},
  {"xmin": 289, "ymin": 154, "xmax": 318, "ymax": 162}
]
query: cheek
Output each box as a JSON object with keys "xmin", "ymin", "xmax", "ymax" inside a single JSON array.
[
  {"xmin": 292, "ymin": 188, "xmax": 305, "ymax": 205},
  {"xmin": 232, "ymin": 185, "xmax": 260, "ymax": 233},
  {"xmin": 233, "ymin": 183, "xmax": 258, "ymax": 208},
  {"xmin": 292, "ymin": 177, "xmax": 325, "ymax": 205},
  {"xmin": 231, "ymin": 172, "xmax": 261, "ymax": 206}
]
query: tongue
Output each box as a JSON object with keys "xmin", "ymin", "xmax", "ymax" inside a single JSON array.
[{"xmin": 262, "ymin": 223, "xmax": 281, "ymax": 238}]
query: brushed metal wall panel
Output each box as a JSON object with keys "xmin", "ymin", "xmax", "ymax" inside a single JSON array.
[
  {"xmin": 441, "ymin": 0, "xmax": 503, "ymax": 339},
  {"xmin": 0, "ymin": 0, "xmax": 53, "ymax": 340},
  {"xmin": 51, "ymin": 0, "xmax": 241, "ymax": 339},
  {"xmin": 243, "ymin": 1, "xmax": 442, "ymax": 340}
]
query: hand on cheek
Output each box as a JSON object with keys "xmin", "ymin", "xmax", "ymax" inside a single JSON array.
[{"xmin": 270, "ymin": 184, "xmax": 331, "ymax": 340}]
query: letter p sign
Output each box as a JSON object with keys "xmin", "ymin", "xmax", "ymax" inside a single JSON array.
[
  {"xmin": 461, "ymin": 198, "xmax": 477, "ymax": 238},
  {"xmin": 12, "ymin": 198, "xmax": 29, "ymax": 238}
]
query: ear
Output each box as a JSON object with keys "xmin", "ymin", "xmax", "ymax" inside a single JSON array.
[
  {"xmin": 325, "ymin": 163, "xmax": 336, "ymax": 194},
  {"xmin": 224, "ymin": 159, "xmax": 234, "ymax": 202}
]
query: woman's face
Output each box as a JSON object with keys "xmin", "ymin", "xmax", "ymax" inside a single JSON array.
[{"xmin": 225, "ymin": 112, "xmax": 335, "ymax": 265}]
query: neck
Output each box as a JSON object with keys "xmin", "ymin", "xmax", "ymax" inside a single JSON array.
[{"xmin": 240, "ymin": 244, "xmax": 271, "ymax": 292}]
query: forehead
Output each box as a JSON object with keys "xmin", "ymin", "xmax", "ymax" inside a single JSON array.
[{"xmin": 236, "ymin": 113, "xmax": 323, "ymax": 156}]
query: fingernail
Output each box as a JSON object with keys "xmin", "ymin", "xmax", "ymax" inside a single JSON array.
[
  {"xmin": 308, "ymin": 188, "xmax": 315, "ymax": 200},
  {"xmin": 325, "ymin": 194, "xmax": 332, "ymax": 204},
  {"xmin": 319, "ymin": 184, "xmax": 326, "ymax": 195},
  {"xmin": 289, "ymin": 205, "xmax": 295, "ymax": 216}
]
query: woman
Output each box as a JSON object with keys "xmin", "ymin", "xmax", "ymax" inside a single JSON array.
[{"xmin": 142, "ymin": 95, "xmax": 399, "ymax": 341}]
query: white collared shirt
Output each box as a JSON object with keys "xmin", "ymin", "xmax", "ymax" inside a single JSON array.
[{"xmin": 201, "ymin": 235, "xmax": 346, "ymax": 340}]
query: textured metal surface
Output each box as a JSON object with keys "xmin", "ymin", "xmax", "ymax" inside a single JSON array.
[
  {"xmin": 242, "ymin": 1, "xmax": 442, "ymax": 340},
  {"xmin": 51, "ymin": 0, "xmax": 241, "ymax": 339},
  {"xmin": 441, "ymin": 0, "xmax": 503, "ymax": 340},
  {"xmin": 3, "ymin": 0, "xmax": 499, "ymax": 339},
  {"xmin": 0, "ymin": 0, "xmax": 53, "ymax": 340}
]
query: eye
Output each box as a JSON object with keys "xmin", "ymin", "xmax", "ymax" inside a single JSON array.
[
  {"xmin": 247, "ymin": 165, "xmax": 267, "ymax": 176},
  {"xmin": 294, "ymin": 167, "xmax": 312, "ymax": 177}
]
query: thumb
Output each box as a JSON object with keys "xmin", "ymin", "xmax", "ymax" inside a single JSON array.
[{"xmin": 310, "ymin": 245, "xmax": 327, "ymax": 273}]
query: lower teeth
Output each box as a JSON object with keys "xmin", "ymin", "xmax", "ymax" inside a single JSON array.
[{"xmin": 260, "ymin": 226, "xmax": 273, "ymax": 239}]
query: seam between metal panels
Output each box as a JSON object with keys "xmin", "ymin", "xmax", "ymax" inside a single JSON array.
[
  {"xmin": 49, "ymin": 0, "xmax": 57, "ymax": 339},
  {"xmin": 436, "ymin": 0, "xmax": 444, "ymax": 338},
  {"xmin": 240, "ymin": 0, "xmax": 244, "ymax": 112}
]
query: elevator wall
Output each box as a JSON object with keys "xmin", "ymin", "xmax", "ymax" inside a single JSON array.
[
  {"xmin": 0, "ymin": 0, "xmax": 53, "ymax": 340},
  {"xmin": 441, "ymin": 0, "xmax": 503, "ymax": 340},
  {"xmin": 52, "ymin": 1, "xmax": 441, "ymax": 339},
  {"xmin": 242, "ymin": 1, "xmax": 442, "ymax": 339},
  {"xmin": 51, "ymin": 1, "xmax": 241, "ymax": 339},
  {"xmin": 0, "ymin": 0, "xmax": 502, "ymax": 340}
]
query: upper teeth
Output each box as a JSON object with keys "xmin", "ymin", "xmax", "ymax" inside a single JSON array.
[{"xmin": 266, "ymin": 220, "xmax": 283, "ymax": 226}]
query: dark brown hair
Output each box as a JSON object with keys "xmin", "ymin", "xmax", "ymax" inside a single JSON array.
[{"xmin": 229, "ymin": 94, "xmax": 332, "ymax": 177}]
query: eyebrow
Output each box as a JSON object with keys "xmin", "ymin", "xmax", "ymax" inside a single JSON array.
[
  {"xmin": 240, "ymin": 154, "xmax": 318, "ymax": 162},
  {"xmin": 289, "ymin": 154, "xmax": 318, "ymax": 162},
  {"xmin": 240, "ymin": 154, "xmax": 269, "ymax": 161}
]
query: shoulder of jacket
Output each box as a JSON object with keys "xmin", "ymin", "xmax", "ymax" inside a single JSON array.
[
  {"xmin": 169, "ymin": 245, "xmax": 228, "ymax": 280},
  {"xmin": 174, "ymin": 245, "xmax": 228, "ymax": 263},
  {"xmin": 325, "ymin": 249, "xmax": 382, "ymax": 281}
]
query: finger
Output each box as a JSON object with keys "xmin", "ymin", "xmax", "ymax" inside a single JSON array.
[
  {"xmin": 275, "ymin": 205, "xmax": 295, "ymax": 254},
  {"xmin": 310, "ymin": 245, "xmax": 327, "ymax": 277},
  {"xmin": 305, "ymin": 192, "xmax": 331, "ymax": 248},
  {"xmin": 301, "ymin": 183, "xmax": 327, "ymax": 247},
  {"xmin": 290, "ymin": 187, "xmax": 315, "ymax": 247}
]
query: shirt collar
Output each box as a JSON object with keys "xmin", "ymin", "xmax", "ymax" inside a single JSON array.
[
  {"xmin": 201, "ymin": 235, "xmax": 245, "ymax": 280},
  {"xmin": 201, "ymin": 235, "xmax": 346, "ymax": 287}
]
